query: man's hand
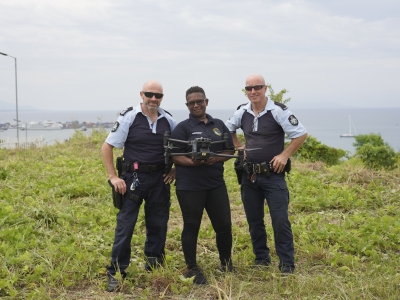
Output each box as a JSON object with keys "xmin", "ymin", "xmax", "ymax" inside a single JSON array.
[
  {"xmin": 163, "ymin": 167, "xmax": 176, "ymax": 184},
  {"xmin": 270, "ymin": 133, "xmax": 308, "ymax": 173},
  {"xmin": 109, "ymin": 176, "xmax": 127, "ymax": 194},
  {"xmin": 235, "ymin": 146, "xmax": 247, "ymax": 160},
  {"xmin": 270, "ymin": 154, "xmax": 289, "ymax": 173},
  {"xmin": 191, "ymin": 156, "xmax": 207, "ymax": 166},
  {"xmin": 205, "ymin": 157, "xmax": 219, "ymax": 165}
]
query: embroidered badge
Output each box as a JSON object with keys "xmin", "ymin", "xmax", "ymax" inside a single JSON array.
[
  {"xmin": 111, "ymin": 121, "xmax": 120, "ymax": 132},
  {"xmin": 288, "ymin": 115, "xmax": 299, "ymax": 126},
  {"xmin": 120, "ymin": 107, "xmax": 133, "ymax": 116},
  {"xmin": 213, "ymin": 128, "xmax": 222, "ymax": 136}
]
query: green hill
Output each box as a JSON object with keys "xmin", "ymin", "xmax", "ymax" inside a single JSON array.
[{"xmin": 1, "ymin": 130, "xmax": 399, "ymax": 299}]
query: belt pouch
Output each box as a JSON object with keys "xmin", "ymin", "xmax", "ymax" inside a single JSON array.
[
  {"xmin": 234, "ymin": 158, "xmax": 243, "ymax": 185},
  {"xmin": 260, "ymin": 162, "xmax": 270, "ymax": 176},
  {"xmin": 285, "ymin": 158, "xmax": 291, "ymax": 173},
  {"xmin": 129, "ymin": 191, "xmax": 142, "ymax": 204}
]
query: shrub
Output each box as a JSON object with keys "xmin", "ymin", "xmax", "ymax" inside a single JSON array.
[
  {"xmin": 353, "ymin": 133, "xmax": 398, "ymax": 170},
  {"xmin": 291, "ymin": 135, "xmax": 347, "ymax": 166}
]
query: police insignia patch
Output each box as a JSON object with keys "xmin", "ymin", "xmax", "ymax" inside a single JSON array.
[
  {"xmin": 120, "ymin": 107, "xmax": 133, "ymax": 116},
  {"xmin": 111, "ymin": 121, "xmax": 120, "ymax": 132},
  {"xmin": 288, "ymin": 115, "xmax": 299, "ymax": 126},
  {"xmin": 213, "ymin": 128, "xmax": 222, "ymax": 136}
]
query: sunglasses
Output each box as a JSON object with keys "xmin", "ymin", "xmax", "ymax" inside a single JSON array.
[
  {"xmin": 142, "ymin": 91, "xmax": 164, "ymax": 99},
  {"xmin": 244, "ymin": 85, "xmax": 265, "ymax": 91},
  {"xmin": 186, "ymin": 99, "xmax": 206, "ymax": 107}
]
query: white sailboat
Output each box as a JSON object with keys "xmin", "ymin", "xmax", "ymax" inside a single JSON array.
[{"xmin": 340, "ymin": 115, "xmax": 357, "ymax": 137}]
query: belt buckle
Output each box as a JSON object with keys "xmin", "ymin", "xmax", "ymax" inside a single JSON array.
[
  {"xmin": 148, "ymin": 164, "xmax": 156, "ymax": 172},
  {"xmin": 254, "ymin": 164, "xmax": 261, "ymax": 173}
]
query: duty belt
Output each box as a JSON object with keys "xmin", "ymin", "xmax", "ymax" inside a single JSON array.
[
  {"xmin": 247, "ymin": 162, "xmax": 273, "ymax": 174},
  {"xmin": 127, "ymin": 163, "xmax": 166, "ymax": 173}
]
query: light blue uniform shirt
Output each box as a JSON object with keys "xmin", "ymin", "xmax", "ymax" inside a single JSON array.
[
  {"xmin": 106, "ymin": 103, "xmax": 177, "ymax": 149},
  {"xmin": 225, "ymin": 100, "xmax": 307, "ymax": 139}
]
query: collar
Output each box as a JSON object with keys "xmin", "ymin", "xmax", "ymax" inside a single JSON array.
[
  {"xmin": 243, "ymin": 97, "xmax": 272, "ymax": 117},
  {"xmin": 137, "ymin": 103, "xmax": 165, "ymax": 119},
  {"xmin": 188, "ymin": 113, "xmax": 214, "ymax": 126}
]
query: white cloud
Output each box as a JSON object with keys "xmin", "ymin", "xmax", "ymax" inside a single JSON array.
[{"xmin": 1, "ymin": 0, "xmax": 399, "ymax": 110}]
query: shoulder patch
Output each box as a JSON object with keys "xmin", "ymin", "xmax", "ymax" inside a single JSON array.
[
  {"xmin": 163, "ymin": 109, "xmax": 173, "ymax": 117},
  {"xmin": 111, "ymin": 121, "xmax": 120, "ymax": 132},
  {"xmin": 274, "ymin": 101, "xmax": 287, "ymax": 110},
  {"xmin": 288, "ymin": 115, "xmax": 299, "ymax": 126},
  {"xmin": 236, "ymin": 103, "xmax": 247, "ymax": 110},
  {"xmin": 120, "ymin": 107, "xmax": 133, "ymax": 116}
]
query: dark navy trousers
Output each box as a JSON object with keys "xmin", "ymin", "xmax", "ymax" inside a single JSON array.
[
  {"xmin": 107, "ymin": 170, "xmax": 170, "ymax": 275},
  {"xmin": 176, "ymin": 184, "xmax": 232, "ymax": 268},
  {"xmin": 241, "ymin": 172, "xmax": 294, "ymax": 269}
]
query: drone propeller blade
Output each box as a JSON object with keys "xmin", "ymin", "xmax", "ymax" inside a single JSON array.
[
  {"xmin": 244, "ymin": 148, "xmax": 262, "ymax": 152},
  {"xmin": 233, "ymin": 147, "xmax": 262, "ymax": 152}
]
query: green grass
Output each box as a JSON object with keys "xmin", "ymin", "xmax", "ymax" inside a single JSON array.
[{"xmin": 1, "ymin": 129, "xmax": 399, "ymax": 299}]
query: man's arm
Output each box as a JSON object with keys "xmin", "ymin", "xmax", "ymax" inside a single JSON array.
[
  {"xmin": 101, "ymin": 142, "xmax": 126, "ymax": 194},
  {"xmin": 172, "ymin": 155, "xmax": 204, "ymax": 167},
  {"xmin": 270, "ymin": 133, "xmax": 308, "ymax": 173},
  {"xmin": 231, "ymin": 133, "xmax": 244, "ymax": 149}
]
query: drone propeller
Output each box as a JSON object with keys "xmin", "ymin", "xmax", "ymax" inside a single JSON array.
[{"xmin": 233, "ymin": 147, "xmax": 262, "ymax": 152}]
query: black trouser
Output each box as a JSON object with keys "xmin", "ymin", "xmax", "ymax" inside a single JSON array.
[
  {"xmin": 241, "ymin": 172, "xmax": 294, "ymax": 269},
  {"xmin": 176, "ymin": 184, "xmax": 232, "ymax": 268},
  {"xmin": 107, "ymin": 170, "xmax": 170, "ymax": 275}
]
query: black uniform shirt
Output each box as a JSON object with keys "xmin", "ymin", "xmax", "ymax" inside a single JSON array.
[
  {"xmin": 106, "ymin": 104, "xmax": 176, "ymax": 164},
  {"xmin": 171, "ymin": 113, "xmax": 234, "ymax": 191},
  {"xmin": 240, "ymin": 111, "xmax": 284, "ymax": 163},
  {"xmin": 225, "ymin": 100, "xmax": 307, "ymax": 163}
]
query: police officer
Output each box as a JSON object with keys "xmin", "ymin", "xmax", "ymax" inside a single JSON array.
[
  {"xmin": 101, "ymin": 80, "xmax": 177, "ymax": 292},
  {"xmin": 170, "ymin": 86, "xmax": 235, "ymax": 285},
  {"xmin": 225, "ymin": 74, "xmax": 308, "ymax": 274}
]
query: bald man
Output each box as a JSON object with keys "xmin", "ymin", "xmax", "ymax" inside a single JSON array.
[
  {"xmin": 102, "ymin": 80, "xmax": 177, "ymax": 292},
  {"xmin": 225, "ymin": 74, "xmax": 308, "ymax": 274}
]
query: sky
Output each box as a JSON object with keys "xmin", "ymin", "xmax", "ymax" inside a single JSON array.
[{"xmin": 0, "ymin": 0, "xmax": 399, "ymax": 111}]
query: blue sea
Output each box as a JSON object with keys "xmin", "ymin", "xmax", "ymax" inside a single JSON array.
[{"xmin": 1, "ymin": 108, "xmax": 399, "ymax": 153}]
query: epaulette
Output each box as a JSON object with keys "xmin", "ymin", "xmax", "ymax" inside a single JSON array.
[
  {"xmin": 120, "ymin": 107, "xmax": 133, "ymax": 116},
  {"xmin": 236, "ymin": 103, "xmax": 247, "ymax": 110},
  {"xmin": 163, "ymin": 109, "xmax": 173, "ymax": 117},
  {"xmin": 274, "ymin": 101, "xmax": 287, "ymax": 110}
]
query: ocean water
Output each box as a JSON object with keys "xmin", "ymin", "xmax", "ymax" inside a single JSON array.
[{"xmin": 1, "ymin": 107, "xmax": 399, "ymax": 153}]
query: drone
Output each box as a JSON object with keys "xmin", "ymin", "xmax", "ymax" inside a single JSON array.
[{"xmin": 163, "ymin": 131, "xmax": 259, "ymax": 166}]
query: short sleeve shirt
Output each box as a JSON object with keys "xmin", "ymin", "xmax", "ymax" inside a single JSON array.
[
  {"xmin": 105, "ymin": 104, "xmax": 177, "ymax": 164},
  {"xmin": 171, "ymin": 113, "xmax": 234, "ymax": 191},
  {"xmin": 225, "ymin": 100, "xmax": 307, "ymax": 163}
]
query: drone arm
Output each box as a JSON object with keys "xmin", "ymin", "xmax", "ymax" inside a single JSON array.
[
  {"xmin": 211, "ymin": 152, "xmax": 237, "ymax": 159},
  {"xmin": 208, "ymin": 150, "xmax": 236, "ymax": 163},
  {"xmin": 167, "ymin": 138, "xmax": 191, "ymax": 144},
  {"xmin": 172, "ymin": 153, "xmax": 203, "ymax": 167}
]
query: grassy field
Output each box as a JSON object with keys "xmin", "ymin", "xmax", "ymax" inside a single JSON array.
[{"xmin": 1, "ymin": 129, "xmax": 399, "ymax": 299}]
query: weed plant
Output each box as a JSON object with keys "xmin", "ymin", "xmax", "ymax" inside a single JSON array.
[{"xmin": 0, "ymin": 129, "xmax": 399, "ymax": 299}]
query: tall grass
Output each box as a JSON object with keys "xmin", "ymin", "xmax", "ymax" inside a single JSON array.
[{"xmin": 0, "ymin": 129, "xmax": 399, "ymax": 299}]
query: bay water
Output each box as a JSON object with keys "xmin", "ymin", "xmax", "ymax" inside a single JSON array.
[{"xmin": 1, "ymin": 107, "xmax": 399, "ymax": 153}]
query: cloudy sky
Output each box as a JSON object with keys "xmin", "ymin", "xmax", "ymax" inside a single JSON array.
[{"xmin": 0, "ymin": 0, "xmax": 399, "ymax": 111}]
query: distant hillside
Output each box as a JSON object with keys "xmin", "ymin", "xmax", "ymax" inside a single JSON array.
[
  {"xmin": 287, "ymin": 101, "xmax": 356, "ymax": 110},
  {"xmin": 0, "ymin": 100, "xmax": 39, "ymax": 111}
]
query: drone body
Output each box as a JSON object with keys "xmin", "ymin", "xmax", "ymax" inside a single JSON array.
[{"xmin": 162, "ymin": 131, "xmax": 252, "ymax": 170}]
